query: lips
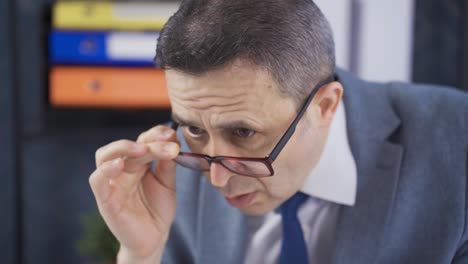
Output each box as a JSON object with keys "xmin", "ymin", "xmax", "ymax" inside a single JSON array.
[{"xmin": 225, "ymin": 192, "xmax": 256, "ymax": 208}]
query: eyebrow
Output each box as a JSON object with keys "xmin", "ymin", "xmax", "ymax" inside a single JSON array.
[
  {"xmin": 171, "ymin": 113, "xmax": 261, "ymax": 131},
  {"xmin": 171, "ymin": 113, "xmax": 200, "ymax": 128}
]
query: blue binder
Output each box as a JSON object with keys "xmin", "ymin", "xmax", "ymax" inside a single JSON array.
[{"xmin": 49, "ymin": 30, "xmax": 159, "ymax": 66}]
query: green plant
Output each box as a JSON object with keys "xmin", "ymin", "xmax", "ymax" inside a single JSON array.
[{"xmin": 77, "ymin": 212, "xmax": 119, "ymax": 263}]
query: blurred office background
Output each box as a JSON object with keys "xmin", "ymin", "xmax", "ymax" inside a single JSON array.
[{"xmin": 1, "ymin": 0, "xmax": 467, "ymax": 263}]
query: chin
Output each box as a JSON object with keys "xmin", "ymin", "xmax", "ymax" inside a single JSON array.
[{"xmin": 239, "ymin": 200, "xmax": 278, "ymax": 216}]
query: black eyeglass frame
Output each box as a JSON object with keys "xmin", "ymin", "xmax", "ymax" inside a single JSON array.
[{"xmin": 171, "ymin": 75, "xmax": 336, "ymax": 177}]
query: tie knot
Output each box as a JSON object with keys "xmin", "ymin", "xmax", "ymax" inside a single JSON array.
[{"xmin": 280, "ymin": 192, "xmax": 308, "ymax": 219}]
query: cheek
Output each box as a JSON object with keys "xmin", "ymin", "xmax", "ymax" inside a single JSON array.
[
  {"xmin": 260, "ymin": 127, "xmax": 323, "ymax": 197},
  {"xmin": 285, "ymin": 124, "xmax": 324, "ymax": 167},
  {"xmin": 272, "ymin": 135, "xmax": 313, "ymax": 177},
  {"xmin": 257, "ymin": 172, "xmax": 296, "ymax": 201}
]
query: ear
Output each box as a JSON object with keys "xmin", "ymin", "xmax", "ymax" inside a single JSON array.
[{"xmin": 312, "ymin": 81, "xmax": 343, "ymax": 127}]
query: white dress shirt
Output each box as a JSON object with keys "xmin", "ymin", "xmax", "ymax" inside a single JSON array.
[{"xmin": 243, "ymin": 100, "xmax": 357, "ymax": 264}]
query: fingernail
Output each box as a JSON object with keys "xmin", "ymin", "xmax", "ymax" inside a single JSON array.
[{"xmin": 163, "ymin": 143, "xmax": 178, "ymax": 154}]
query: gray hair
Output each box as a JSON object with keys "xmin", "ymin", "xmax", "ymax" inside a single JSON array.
[{"xmin": 156, "ymin": 0, "xmax": 335, "ymax": 105}]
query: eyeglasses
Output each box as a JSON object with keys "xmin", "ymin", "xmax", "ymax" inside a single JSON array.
[{"xmin": 171, "ymin": 76, "xmax": 335, "ymax": 177}]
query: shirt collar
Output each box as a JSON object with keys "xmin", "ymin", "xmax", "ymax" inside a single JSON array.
[{"xmin": 300, "ymin": 100, "xmax": 357, "ymax": 206}]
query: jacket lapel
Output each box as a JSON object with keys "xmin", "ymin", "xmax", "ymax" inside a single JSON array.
[
  {"xmin": 196, "ymin": 176, "xmax": 248, "ymax": 264},
  {"xmin": 331, "ymin": 70, "xmax": 404, "ymax": 264}
]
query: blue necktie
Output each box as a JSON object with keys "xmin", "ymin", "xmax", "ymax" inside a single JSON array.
[{"xmin": 279, "ymin": 192, "xmax": 309, "ymax": 264}]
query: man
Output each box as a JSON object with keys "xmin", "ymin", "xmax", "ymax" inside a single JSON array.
[{"xmin": 89, "ymin": 0, "xmax": 468, "ymax": 263}]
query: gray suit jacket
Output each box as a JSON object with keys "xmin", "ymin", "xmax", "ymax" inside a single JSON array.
[{"xmin": 161, "ymin": 70, "xmax": 468, "ymax": 264}]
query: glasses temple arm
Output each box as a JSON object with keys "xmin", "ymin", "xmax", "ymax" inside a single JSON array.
[{"xmin": 268, "ymin": 76, "xmax": 335, "ymax": 161}]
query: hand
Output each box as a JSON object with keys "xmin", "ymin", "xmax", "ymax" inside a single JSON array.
[{"xmin": 89, "ymin": 125, "xmax": 180, "ymax": 263}]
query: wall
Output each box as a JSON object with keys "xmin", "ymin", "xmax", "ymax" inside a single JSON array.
[
  {"xmin": 413, "ymin": 0, "xmax": 464, "ymax": 89},
  {"xmin": 0, "ymin": 0, "xmax": 17, "ymax": 262},
  {"xmin": 316, "ymin": 0, "xmax": 416, "ymax": 82}
]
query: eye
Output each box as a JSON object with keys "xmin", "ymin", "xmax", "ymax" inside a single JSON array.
[
  {"xmin": 233, "ymin": 128, "xmax": 256, "ymax": 138},
  {"xmin": 185, "ymin": 126, "xmax": 206, "ymax": 138}
]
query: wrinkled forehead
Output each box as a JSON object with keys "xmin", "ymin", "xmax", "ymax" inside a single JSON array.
[
  {"xmin": 165, "ymin": 63, "xmax": 296, "ymax": 129},
  {"xmin": 166, "ymin": 61, "xmax": 277, "ymax": 97}
]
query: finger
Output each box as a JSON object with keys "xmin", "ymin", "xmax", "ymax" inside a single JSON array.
[
  {"xmin": 137, "ymin": 125, "xmax": 177, "ymax": 144},
  {"xmin": 121, "ymin": 153, "xmax": 155, "ymax": 174},
  {"xmin": 110, "ymin": 141, "xmax": 180, "ymax": 195},
  {"xmin": 139, "ymin": 159, "xmax": 177, "ymax": 224},
  {"xmin": 95, "ymin": 141, "xmax": 180, "ymax": 197},
  {"xmin": 95, "ymin": 140, "xmax": 147, "ymax": 167},
  {"xmin": 146, "ymin": 141, "xmax": 180, "ymax": 160},
  {"xmin": 115, "ymin": 141, "xmax": 179, "ymax": 174},
  {"xmin": 154, "ymin": 159, "xmax": 177, "ymax": 192},
  {"xmin": 89, "ymin": 158, "xmax": 124, "ymax": 205}
]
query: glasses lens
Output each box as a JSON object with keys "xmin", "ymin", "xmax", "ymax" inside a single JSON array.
[
  {"xmin": 174, "ymin": 155, "xmax": 210, "ymax": 171},
  {"xmin": 221, "ymin": 159, "xmax": 272, "ymax": 177}
]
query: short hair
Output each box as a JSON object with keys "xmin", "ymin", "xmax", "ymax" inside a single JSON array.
[{"xmin": 156, "ymin": 0, "xmax": 335, "ymax": 105}]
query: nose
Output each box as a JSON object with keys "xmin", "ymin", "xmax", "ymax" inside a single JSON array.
[{"xmin": 209, "ymin": 162, "xmax": 234, "ymax": 188}]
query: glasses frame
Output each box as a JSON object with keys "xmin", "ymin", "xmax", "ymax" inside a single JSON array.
[{"xmin": 171, "ymin": 75, "xmax": 336, "ymax": 177}]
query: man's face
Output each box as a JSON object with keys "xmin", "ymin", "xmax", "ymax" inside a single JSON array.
[{"xmin": 167, "ymin": 61, "xmax": 336, "ymax": 215}]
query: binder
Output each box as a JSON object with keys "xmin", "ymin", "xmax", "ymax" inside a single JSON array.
[
  {"xmin": 53, "ymin": 1, "xmax": 180, "ymax": 31},
  {"xmin": 49, "ymin": 30, "xmax": 159, "ymax": 66},
  {"xmin": 49, "ymin": 67, "xmax": 170, "ymax": 108}
]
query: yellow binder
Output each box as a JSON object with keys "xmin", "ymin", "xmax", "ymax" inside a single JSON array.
[{"xmin": 53, "ymin": 1, "xmax": 180, "ymax": 31}]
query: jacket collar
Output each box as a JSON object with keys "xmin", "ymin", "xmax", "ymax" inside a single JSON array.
[{"xmin": 331, "ymin": 69, "xmax": 404, "ymax": 264}]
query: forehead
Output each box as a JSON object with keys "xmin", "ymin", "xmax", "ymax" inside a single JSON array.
[
  {"xmin": 166, "ymin": 61, "xmax": 276, "ymax": 98},
  {"xmin": 165, "ymin": 61, "xmax": 296, "ymax": 129}
]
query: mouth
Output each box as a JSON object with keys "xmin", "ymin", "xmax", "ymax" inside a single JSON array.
[{"xmin": 225, "ymin": 192, "xmax": 257, "ymax": 209}]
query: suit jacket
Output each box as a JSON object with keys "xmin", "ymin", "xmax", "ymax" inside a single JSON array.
[{"xmin": 161, "ymin": 69, "xmax": 468, "ymax": 264}]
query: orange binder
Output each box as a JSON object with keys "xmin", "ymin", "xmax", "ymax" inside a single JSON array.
[{"xmin": 50, "ymin": 67, "xmax": 171, "ymax": 108}]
